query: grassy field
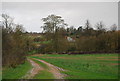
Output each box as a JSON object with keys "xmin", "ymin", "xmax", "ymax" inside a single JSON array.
[
  {"xmin": 30, "ymin": 54, "xmax": 119, "ymax": 79},
  {"xmin": 2, "ymin": 54, "xmax": 119, "ymax": 79},
  {"xmin": 2, "ymin": 61, "xmax": 32, "ymax": 79}
]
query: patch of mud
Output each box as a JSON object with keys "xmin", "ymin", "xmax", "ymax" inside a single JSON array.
[
  {"xmin": 40, "ymin": 57, "xmax": 82, "ymax": 60},
  {"xmin": 109, "ymin": 63, "xmax": 120, "ymax": 66},
  {"xmin": 98, "ymin": 59, "xmax": 120, "ymax": 61},
  {"xmin": 96, "ymin": 56, "xmax": 119, "ymax": 59},
  {"xmin": 31, "ymin": 54, "xmax": 44, "ymax": 57}
]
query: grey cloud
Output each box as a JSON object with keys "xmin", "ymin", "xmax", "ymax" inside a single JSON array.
[{"xmin": 2, "ymin": 2, "xmax": 118, "ymax": 32}]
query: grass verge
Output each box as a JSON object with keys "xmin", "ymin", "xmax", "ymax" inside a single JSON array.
[{"xmin": 2, "ymin": 61, "xmax": 32, "ymax": 79}]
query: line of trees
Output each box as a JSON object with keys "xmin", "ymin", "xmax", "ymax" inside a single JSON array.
[
  {"xmin": 39, "ymin": 14, "xmax": 120, "ymax": 54},
  {"xmin": 1, "ymin": 14, "xmax": 31, "ymax": 67},
  {"xmin": 1, "ymin": 14, "xmax": 119, "ymax": 67}
]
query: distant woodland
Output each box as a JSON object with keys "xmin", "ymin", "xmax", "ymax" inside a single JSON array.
[{"xmin": 1, "ymin": 14, "xmax": 120, "ymax": 68}]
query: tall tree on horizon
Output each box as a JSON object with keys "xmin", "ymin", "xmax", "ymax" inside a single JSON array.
[
  {"xmin": 41, "ymin": 14, "xmax": 68, "ymax": 53},
  {"xmin": 41, "ymin": 14, "xmax": 67, "ymax": 33}
]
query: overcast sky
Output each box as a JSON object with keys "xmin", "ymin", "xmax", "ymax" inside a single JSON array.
[{"xmin": 2, "ymin": 2, "xmax": 118, "ymax": 32}]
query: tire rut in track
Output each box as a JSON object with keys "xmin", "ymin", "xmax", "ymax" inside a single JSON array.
[
  {"xmin": 32, "ymin": 58, "xmax": 67, "ymax": 79},
  {"xmin": 22, "ymin": 58, "xmax": 44, "ymax": 79}
]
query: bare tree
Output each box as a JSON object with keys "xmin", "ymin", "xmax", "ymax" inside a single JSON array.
[
  {"xmin": 84, "ymin": 20, "xmax": 91, "ymax": 30},
  {"xmin": 2, "ymin": 14, "xmax": 14, "ymax": 33},
  {"xmin": 95, "ymin": 21, "xmax": 105, "ymax": 31},
  {"xmin": 2, "ymin": 14, "xmax": 14, "ymax": 28}
]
